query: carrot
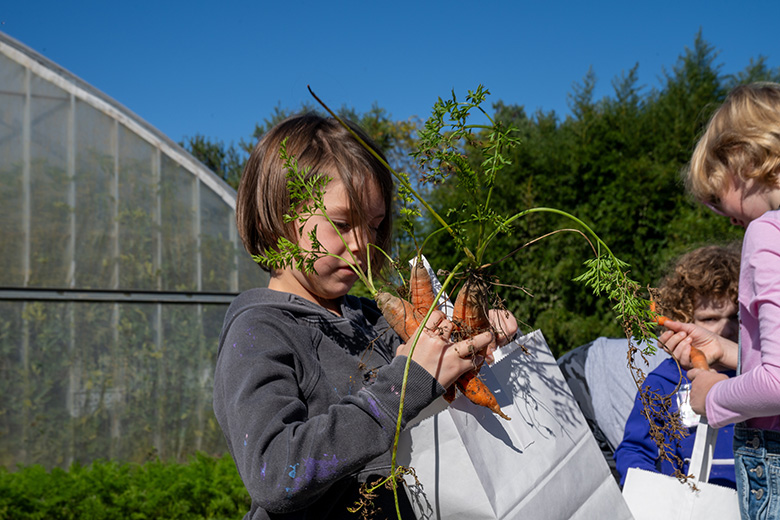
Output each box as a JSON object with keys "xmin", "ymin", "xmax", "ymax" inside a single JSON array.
[
  {"xmin": 649, "ymin": 300, "xmax": 668, "ymax": 326},
  {"xmin": 378, "ymin": 273, "xmax": 511, "ymax": 421},
  {"xmin": 452, "ymin": 276, "xmax": 491, "ymax": 339},
  {"xmin": 376, "ymin": 291, "xmax": 422, "ymax": 342},
  {"xmin": 376, "ymin": 260, "xmax": 435, "ymax": 342},
  {"xmin": 456, "ymin": 370, "xmax": 511, "ymax": 420},
  {"xmin": 690, "ymin": 346, "xmax": 709, "ymax": 371},
  {"xmin": 410, "ymin": 260, "xmax": 436, "ymax": 316},
  {"xmin": 449, "ymin": 274, "xmax": 510, "ymax": 420},
  {"xmin": 443, "ymin": 384, "xmax": 457, "ymax": 403}
]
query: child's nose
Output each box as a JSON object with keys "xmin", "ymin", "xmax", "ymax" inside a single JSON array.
[
  {"xmin": 730, "ymin": 216, "xmax": 747, "ymax": 228},
  {"xmin": 347, "ymin": 229, "xmax": 367, "ymax": 252},
  {"xmin": 720, "ymin": 318, "xmax": 739, "ymax": 343}
]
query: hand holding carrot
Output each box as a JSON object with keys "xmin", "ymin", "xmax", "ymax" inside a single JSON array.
[
  {"xmin": 658, "ymin": 318, "xmax": 738, "ymax": 371},
  {"xmin": 488, "ymin": 309, "xmax": 518, "ymax": 351},
  {"xmin": 395, "ymin": 310, "xmax": 494, "ymax": 389},
  {"xmin": 685, "ymin": 369, "xmax": 729, "ymax": 416},
  {"xmin": 378, "ymin": 264, "xmax": 514, "ymax": 419}
]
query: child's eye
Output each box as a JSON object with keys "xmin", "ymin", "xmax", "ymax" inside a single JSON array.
[{"xmin": 334, "ymin": 221, "xmax": 352, "ymax": 232}]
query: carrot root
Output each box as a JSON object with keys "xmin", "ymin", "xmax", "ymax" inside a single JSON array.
[
  {"xmin": 456, "ymin": 370, "xmax": 510, "ymax": 420},
  {"xmin": 376, "ymin": 291, "xmax": 422, "ymax": 342},
  {"xmin": 452, "ymin": 276, "xmax": 491, "ymax": 339},
  {"xmin": 650, "ymin": 300, "xmax": 668, "ymax": 326},
  {"xmin": 410, "ymin": 259, "xmax": 436, "ymax": 316},
  {"xmin": 690, "ymin": 346, "xmax": 709, "ymax": 371}
]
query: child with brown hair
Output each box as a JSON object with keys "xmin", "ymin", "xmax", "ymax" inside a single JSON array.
[
  {"xmin": 662, "ymin": 83, "xmax": 780, "ymax": 519},
  {"xmin": 213, "ymin": 113, "xmax": 516, "ymax": 519}
]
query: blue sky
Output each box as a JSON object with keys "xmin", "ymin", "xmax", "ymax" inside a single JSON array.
[{"xmin": 3, "ymin": 1, "xmax": 779, "ymax": 149}]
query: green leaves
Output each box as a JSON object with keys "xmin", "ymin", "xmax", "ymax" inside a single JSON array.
[
  {"xmin": 574, "ymin": 255, "xmax": 632, "ymax": 300},
  {"xmin": 410, "ymin": 86, "xmax": 523, "ymax": 266},
  {"xmin": 574, "ymin": 255, "xmax": 656, "ymax": 353},
  {"xmin": 251, "ymin": 139, "xmax": 331, "ymax": 275}
]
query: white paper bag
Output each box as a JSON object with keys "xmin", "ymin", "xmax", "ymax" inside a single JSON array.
[
  {"xmin": 622, "ymin": 420, "xmax": 739, "ymax": 520},
  {"xmin": 397, "ymin": 329, "xmax": 633, "ymax": 520}
]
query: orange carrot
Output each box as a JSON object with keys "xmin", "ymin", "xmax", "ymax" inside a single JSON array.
[
  {"xmin": 449, "ymin": 275, "xmax": 510, "ymax": 420},
  {"xmin": 650, "ymin": 301, "xmax": 708, "ymax": 370},
  {"xmin": 410, "ymin": 260, "xmax": 436, "ymax": 316},
  {"xmin": 650, "ymin": 300, "xmax": 668, "ymax": 326},
  {"xmin": 456, "ymin": 370, "xmax": 511, "ymax": 420},
  {"xmin": 376, "ymin": 291, "xmax": 422, "ymax": 342},
  {"xmin": 690, "ymin": 346, "xmax": 709, "ymax": 370},
  {"xmin": 452, "ymin": 276, "xmax": 491, "ymax": 338},
  {"xmin": 378, "ymin": 274, "xmax": 511, "ymax": 421}
]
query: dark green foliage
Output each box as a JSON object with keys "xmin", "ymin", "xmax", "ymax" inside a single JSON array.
[
  {"xmin": 420, "ymin": 33, "xmax": 772, "ymax": 356},
  {"xmin": 182, "ymin": 135, "xmax": 245, "ymax": 190},
  {"xmin": 0, "ymin": 453, "xmax": 249, "ymax": 520},
  {"xmin": 178, "ymin": 34, "xmax": 778, "ymax": 355}
]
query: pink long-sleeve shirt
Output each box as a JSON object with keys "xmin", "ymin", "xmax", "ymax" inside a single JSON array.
[{"xmin": 707, "ymin": 210, "xmax": 780, "ymax": 431}]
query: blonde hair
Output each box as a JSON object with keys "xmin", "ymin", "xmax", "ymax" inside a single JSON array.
[
  {"xmin": 236, "ymin": 113, "xmax": 394, "ymax": 273},
  {"xmin": 686, "ymin": 82, "xmax": 780, "ymax": 203},
  {"xmin": 656, "ymin": 244, "xmax": 740, "ymax": 323}
]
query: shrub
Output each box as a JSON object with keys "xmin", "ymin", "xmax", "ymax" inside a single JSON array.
[{"xmin": 0, "ymin": 452, "xmax": 249, "ymax": 520}]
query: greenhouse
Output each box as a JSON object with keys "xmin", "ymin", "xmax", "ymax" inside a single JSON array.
[{"xmin": 0, "ymin": 31, "xmax": 267, "ymax": 470}]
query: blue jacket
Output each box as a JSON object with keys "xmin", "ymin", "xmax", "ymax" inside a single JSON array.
[{"xmin": 614, "ymin": 357, "xmax": 736, "ymax": 488}]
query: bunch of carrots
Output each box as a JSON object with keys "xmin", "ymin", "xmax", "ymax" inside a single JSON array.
[{"xmin": 376, "ymin": 260, "xmax": 511, "ymax": 420}]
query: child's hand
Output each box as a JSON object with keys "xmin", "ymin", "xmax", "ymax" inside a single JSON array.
[
  {"xmin": 397, "ymin": 310, "xmax": 495, "ymax": 389},
  {"xmin": 658, "ymin": 318, "xmax": 738, "ymax": 371},
  {"xmin": 488, "ymin": 309, "xmax": 518, "ymax": 349},
  {"xmin": 686, "ymin": 368, "xmax": 729, "ymax": 416}
]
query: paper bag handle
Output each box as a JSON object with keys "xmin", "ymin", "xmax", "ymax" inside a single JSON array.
[{"xmin": 688, "ymin": 347, "xmax": 716, "ymax": 483}]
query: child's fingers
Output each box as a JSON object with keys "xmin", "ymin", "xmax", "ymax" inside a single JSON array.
[
  {"xmin": 423, "ymin": 310, "xmax": 445, "ymax": 329},
  {"xmin": 488, "ymin": 309, "xmax": 518, "ymax": 346},
  {"xmin": 452, "ymin": 331, "xmax": 493, "ymax": 358},
  {"xmin": 660, "ymin": 331, "xmax": 694, "ymax": 367},
  {"xmin": 659, "ymin": 330, "xmax": 691, "ymax": 352},
  {"xmin": 422, "ymin": 311, "xmax": 455, "ymax": 341}
]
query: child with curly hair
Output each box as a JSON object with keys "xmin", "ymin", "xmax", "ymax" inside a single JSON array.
[{"xmin": 615, "ymin": 244, "xmax": 740, "ymax": 488}]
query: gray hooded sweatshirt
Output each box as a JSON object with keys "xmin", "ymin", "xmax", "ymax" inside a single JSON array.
[{"xmin": 213, "ymin": 288, "xmax": 442, "ymax": 519}]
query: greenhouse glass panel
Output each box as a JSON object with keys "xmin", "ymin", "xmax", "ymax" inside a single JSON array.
[
  {"xmin": 15, "ymin": 300, "xmax": 72, "ymax": 468},
  {"xmin": 0, "ymin": 301, "xmax": 23, "ymax": 468},
  {"xmin": 237, "ymin": 238, "xmax": 267, "ymax": 289},
  {"xmin": 69, "ymin": 300, "xmax": 119, "ymax": 464},
  {"xmin": 117, "ymin": 124, "xmax": 159, "ymax": 291},
  {"xmin": 74, "ymin": 99, "xmax": 118, "ymax": 289},
  {"xmin": 200, "ymin": 181, "xmax": 234, "ymax": 292},
  {"xmin": 28, "ymin": 73, "xmax": 70, "ymax": 288},
  {"xmin": 0, "ymin": 32, "xmax": 268, "ymax": 470},
  {"xmin": 0, "ymin": 52, "xmax": 24, "ymax": 286},
  {"xmin": 160, "ymin": 155, "xmax": 198, "ymax": 291}
]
